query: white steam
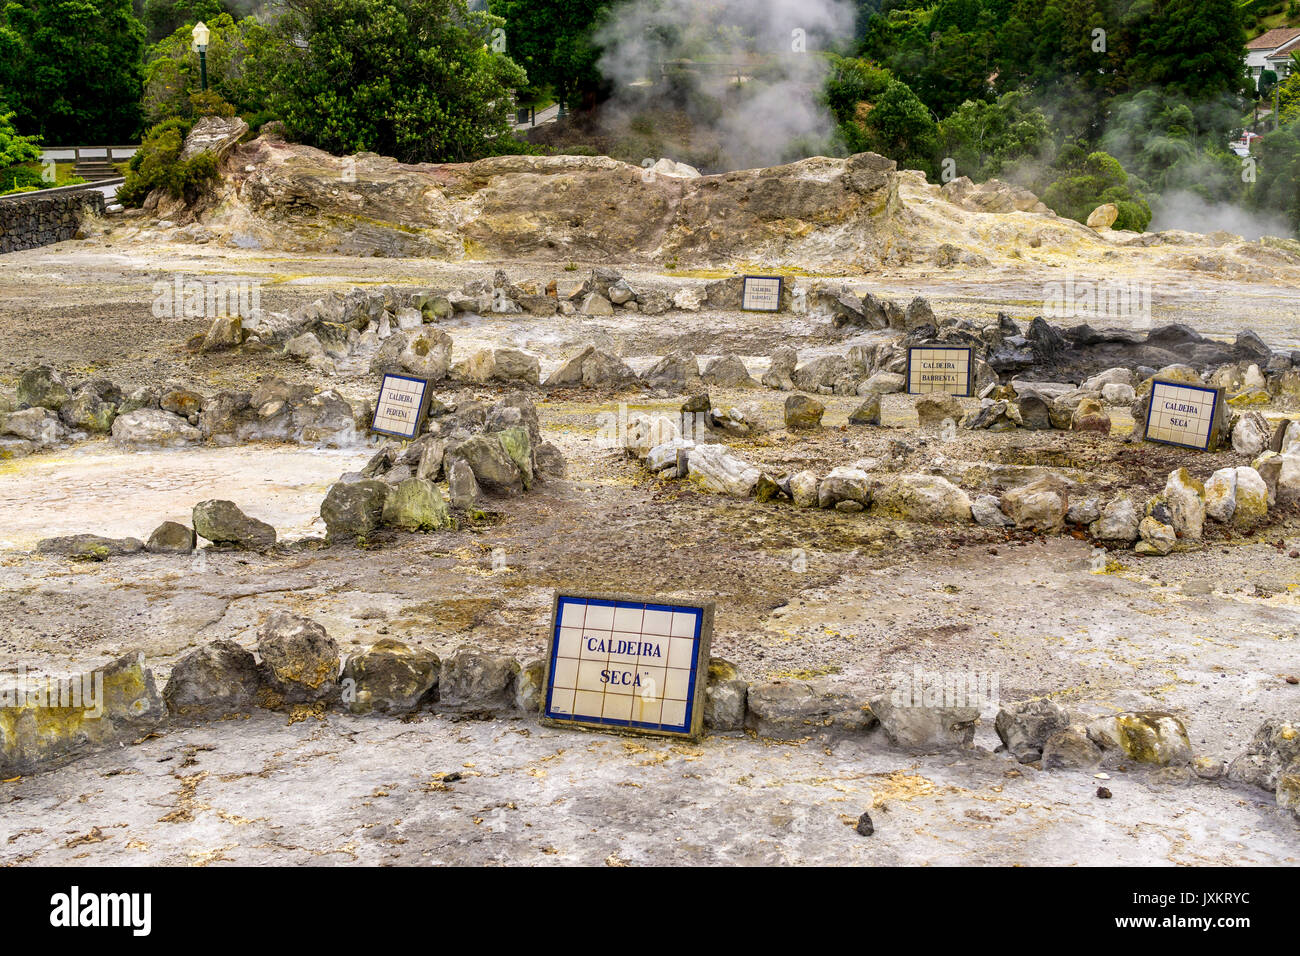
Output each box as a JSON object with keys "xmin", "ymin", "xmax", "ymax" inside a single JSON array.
[
  {"xmin": 594, "ymin": 0, "xmax": 856, "ymax": 171},
  {"xmin": 1150, "ymin": 190, "xmax": 1294, "ymax": 240}
]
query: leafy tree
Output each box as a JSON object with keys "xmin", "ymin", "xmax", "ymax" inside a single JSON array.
[
  {"xmin": 0, "ymin": 0, "xmax": 145, "ymax": 143},
  {"xmin": 1122, "ymin": 0, "xmax": 1247, "ymax": 101},
  {"xmin": 0, "ymin": 109, "xmax": 41, "ymax": 167},
  {"xmin": 1041, "ymin": 147, "xmax": 1152, "ymax": 230},
  {"xmin": 139, "ymin": 0, "xmax": 238, "ymax": 44},
  {"xmin": 263, "ymin": 0, "xmax": 529, "ymax": 163},
  {"xmin": 937, "ymin": 90, "xmax": 1049, "ymax": 180},
  {"xmin": 487, "ymin": 0, "xmax": 609, "ymax": 109},
  {"xmin": 1249, "ymin": 117, "xmax": 1300, "ymax": 234},
  {"xmin": 847, "ymin": 76, "xmax": 939, "ymax": 177},
  {"xmin": 142, "ymin": 12, "xmax": 273, "ymax": 124}
]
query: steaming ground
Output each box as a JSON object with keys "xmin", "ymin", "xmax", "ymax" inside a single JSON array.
[{"xmin": 0, "ymin": 236, "xmax": 1298, "ymax": 865}]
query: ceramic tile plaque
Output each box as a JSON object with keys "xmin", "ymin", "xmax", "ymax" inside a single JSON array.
[
  {"xmin": 741, "ymin": 275, "xmax": 783, "ymax": 312},
  {"xmin": 907, "ymin": 345, "xmax": 973, "ymax": 396},
  {"xmin": 370, "ymin": 373, "xmax": 431, "ymax": 440},
  {"xmin": 1144, "ymin": 381, "xmax": 1223, "ymax": 451},
  {"xmin": 542, "ymin": 592, "xmax": 713, "ymax": 739}
]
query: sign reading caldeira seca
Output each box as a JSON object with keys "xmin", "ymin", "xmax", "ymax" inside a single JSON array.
[
  {"xmin": 1144, "ymin": 380, "xmax": 1224, "ymax": 451},
  {"xmin": 542, "ymin": 592, "xmax": 713, "ymax": 739}
]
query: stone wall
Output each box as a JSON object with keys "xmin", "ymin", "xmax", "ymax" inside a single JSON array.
[{"xmin": 0, "ymin": 189, "xmax": 105, "ymax": 254}]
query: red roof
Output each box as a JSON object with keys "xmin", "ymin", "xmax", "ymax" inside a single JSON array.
[
  {"xmin": 1247, "ymin": 28, "xmax": 1300, "ymax": 51},
  {"xmin": 1266, "ymin": 35, "xmax": 1300, "ymax": 59}
]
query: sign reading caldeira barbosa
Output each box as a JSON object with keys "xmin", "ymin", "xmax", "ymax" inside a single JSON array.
[
  {"xmin": 907, "ymin": 345, "xmax": 973, "ymax": 396},
  {"xmin": 741, "ymin": 275, "xmax": 783, "ymax": 312},
  {"xmin": 370, "ymin": 373, "xmax": 431, "ymax": 440},
  {"xmin": 1143, "ymin": 380, "xmax": 1224, "ymax": 451},
  {"xmin": 542, "ymin": 592, "xmax": 713, "ymax": 739}
]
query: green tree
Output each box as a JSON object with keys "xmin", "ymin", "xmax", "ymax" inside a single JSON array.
[
  {"xmin": 937, "ymin": 90, "xmax": 1049, "ymax": 180},
  {"xmin": 0, "ymin": 0, "xmax": 145, "ymax": 143},
  {"xmin": 139, "ymin": 0, "xmax": 238, "ymax": 44},
  {"xmin": 487, "ymin": 0, "xmax": 609, "ymax": 110},
  {"xmin": 0, "ymin": 109, "xmax": 41, "ymax": 167},
  {"xmin": 1123, "ymin": 0, "xmax": 1247, "ymax": 100},
  {"xmin": 142, "ymin": 12, "xmax": 273, "ymax": 124},
  {"xmin": 264, "ymin": 0, "xmax": 528, "ymax": 163},
  {"xmin": 848, "ymin": 77, "xmax": 939, "ymax": 177},
  {"xmin": 1249, "ymin": 117, "xmax": 1300, "ymax": 235},
  {"xmin": 1041, "ymin": 147, "xmax": 1152, "ymax": 230}
]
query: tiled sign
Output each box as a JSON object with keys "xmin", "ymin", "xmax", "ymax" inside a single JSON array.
[
  {"xmin": 370, "ymin": 373, "xmax": 431, "ymax": 440},
  {"xmin": 542, "ymin": 592, "xmax": 713, "ymax": 739},
  {"xmin": 907, "ymin": 345, "xmax": 973, "ymax": 396},
  {"xmin": 741, "ymin": 275, "xmax": 783, "ymax": 312},
  {"xmin": 1144, "ymin": 380, "xmax": 1222, "ymax": 451}
]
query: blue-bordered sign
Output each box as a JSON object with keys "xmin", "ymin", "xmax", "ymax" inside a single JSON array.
[
  {"xmin": 742, "ymin": 275, "xmax": 784, "ymax": 312},
  {"xmin": 1143, "ymin": 380, "xmax": 1223, "ymax": 451},
  {"xmin": 370, "ymin": 373, "xmax": 431, "ymax": 440},
  {"xmin": 542, "ymin": 592, "xmax": 714, "ymax": 739},
  {"xmin": 906, "ymin": 345, "xmax": 973, "ymax": 396}
]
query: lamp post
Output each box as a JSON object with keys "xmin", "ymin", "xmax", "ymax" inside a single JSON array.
[{"xmin": 192, "ymin": 21, "xmax": 210, "ymax": 92}]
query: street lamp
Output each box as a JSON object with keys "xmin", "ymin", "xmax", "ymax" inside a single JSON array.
[{"xmin": 191, "ymin": 21, "xmax": 210, "ymax": 92}]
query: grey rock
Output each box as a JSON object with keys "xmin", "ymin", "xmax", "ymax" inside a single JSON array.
[
  {"xmin": 192, "ymin": 499, "xmax": 276, "ymax": 551},
  {"xmin": 320, "ymin": 479, "xmax": 391, "ymax": 542},
  {"xmin": 438, "ymin": 647, "xmax": 520, "ymax": 713},
  {"xmin": 256, "ymin": 611, "xmax": 340, "ymax": 705},
  {"xmin": 1041, "ymin": 726, "xmax": 1103, "ymax": 770},
  {"xmin": 36, "ymin": 534, "xmax": 144, "ymax": 560},
  {"xmin": 447, "ymin": 457, "xmax": 480, "ymax": 510},
  {"xmin": 784, "ymin": 394, "xmax": 824, "ymax": 429},
  {"xmin": 995, "ymin": 698, "xmax": 1070, "ymax": 763},
  {"xmin": 163, "ymin": 640, "xmax": 260, "ymax": 717},
  {"xmin": 868, "ymin": 694, "xmax": 980, "ymax": 751},
  {"xmin": 146, "ymin": 521, "xmax": 196, "ymax": 554},
  {"xmin": 342, "ymin": 639, "xmax": 439, "ymax": 715}
]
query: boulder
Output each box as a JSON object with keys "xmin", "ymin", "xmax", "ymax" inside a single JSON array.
[
  {"xmin": 1090, "ymin": 495, "xmax": 1141, "ymax": 543},
  {"xmin": 381, "ymin": 478, "xmax": 453, "ymax": 531},
  {"xmin": 36, "ymin": 534, "xmax": 144, "ymax": 560},
  {"xmin": 641, "ymin": 351, "xmax": 700, "ymax": 391},
  {"xmin": 817, "ymin": 466, "xmax": 871, "ymax": 510},
  {"xmin": 848, "ymin": 394, "xmax": 881, "ymax": 425},
  {"xmin": 1086, "ymin": 203, "xmax": 1118, "ymax": 228},
  {"xmin": 0, "ymin": 650, "xmax": 164, "ymax": 776},
  {"xmin": 163, "ymin": 640, "xmax": 261, "ymax": 717},
  {"xmin": 1232, "ymin": 411, "xmax": 1271, "ymax": 456},
  {"xmin": 915, "ymin": 393, "xmax": 964, "ymax": 429},
  {"xmin": 873, "ymin": 474, "xmax": 971, "ymax": 522},
  {"xmin": 783, "ymin": 394, "xmax": 824, "ymax": 429},
  {"xmin": 110, "ymin": 408, "xmax": 200, "ymax": 448},
  {"xmin": 702, "ymin": 354, "xmax": 755, "ymax": 387},
  {"xmin": 1226, "ymin": 717, "xmax": 1300, "ymax": 793},
  {"xmin": 1205, "ymin": 466, "xmax": 1268, "ymax": 526},
  {"xmin": 4, "ymin": 407, "xmax": 65, "ymax": 446},
  {"xmin": 686, "ymin": 443, "xmax": 761, "ymax": 497},
  {"xmin": 971, "ymin": 494, "xmax": 1014, "ymax": 528},
  {"xmin": 868, "ymin": 694, "xmax": 979, "ymax": 751},
  {"xmin": 759, "ymin": 348, "xmax": 795, "ymax": 390},
  {"xmin": 256, "ymin": 611, "xmax": 340, "ymax": 705},
  {"xmin": 438, "ymin": 647, "xmax": 519, "ymax": 713},
  {"xmin": 704, "ymin": 659, "xmax": 747, "ymax": 732},
  {"xmin": 146, "ymin": 521, "xmax": 196, "ymax": 554},
  {"xmin": 1136, "ymin": 516, "xmax": 1176, "ymax": 556},
  {"xmin": 544, "ymin": 346, "xmax": 638, "ymax": 387},
  {"xmin": 192, "ymin": 499, "xmax": 276, "ymax": 550},
  {"xmin": 446, "ymin": 434, "xmax": 524, "ymax": 495},
  {"xmin": 342, "ymin": 639, "xmax": 439, "ymax": 715},
  {"xmin": 1001, "ymin": 476, "xmax": 1069, "ymax": 532},
  {"xmin": 744, "ymin": 682, "xmax": 871, "ymax": 739},
  {"xmin": 16, "ymin": 366, "xmax": 70, "ymax": 410},
  {"xmin": 447, "ymin": 457, "xmax": 480, "ymax": 510},
  {"xmin": 995, "ymin": 698, "xmax": 1071, "ymax": 763},
  {"xmin": 1041, "ymin": 726, "xmax": 1103, "ymax": 770},
  {"xmin": 1162, "ymin": 468, "xmax": 1205, "ymax": 541},
  {"xmin": 858, "ymin": 371, "xmax": 905, "ymax": 396},
  {"xmin": 60, "ymin": 390, "xmax": 117, "ymax": 433},
  {"xmin": 1070, "ymin": 396, "xmax": 1111, "ymax": 434},
  {"xmin": 789, "ymin": 470, "xmax": 819, "ymax": 508},
  {"xmin": 320, "ymin": 479, "xmax": 391, "ymax": 542},
  {"xmin": 1086, "ymin": 712, "xmax": 1192, "ymax": 767},
  {"xmin": 399, "ymin": 327, "xmax": 453, "ymax": 381}
]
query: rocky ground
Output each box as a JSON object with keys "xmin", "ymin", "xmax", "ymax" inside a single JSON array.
[{"xmin": 1, "ymin": 201, "xmax": 1300, "ymax": 864}]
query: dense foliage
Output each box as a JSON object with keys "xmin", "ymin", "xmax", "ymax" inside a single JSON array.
[
  {"xmin": 262, "ymin": 0, "xmax": 529, "ymax": 163},
  {"xmin": 142, "ymin": 12, "xmax": 272, "ymax": 125},
  {"xmin": 0, "ymin": 0, "xmax": 145, "ymax": 143},
  {"xmin": 116, "ymin": 115, "xmax": 218, "ymax": 206},
  {"xmin": 486, "ymin": 0, "xmax": 610, "ymax": 109}
]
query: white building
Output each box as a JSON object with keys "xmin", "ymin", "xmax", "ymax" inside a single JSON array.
[{"xmin": 1246, "ymin": 28, "xmax": 1300, "ymax": 87}]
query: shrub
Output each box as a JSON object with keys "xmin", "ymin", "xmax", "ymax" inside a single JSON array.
[{"xmin": 117, "ymin": 118, "xmax": 220, "ymax": 207}]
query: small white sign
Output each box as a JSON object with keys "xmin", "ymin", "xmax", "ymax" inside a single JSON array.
[
  {"xmin": 1144, "ymin": 381, "xmax": 1220, "ymax": 450},
  {"xmin": 907, "ymin": 346, "xmax": 972, "ymax": 396},
  {"xmin": 370, "ymin": 373, "xmax": 430, "ymax": 440},
  {"xmin": 742, "ymin": 276, "xmax": 783, "ymax": 312},
  {"xmin": 543, "ymin": 593, "xmax": 712, "ymax": 738}
]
